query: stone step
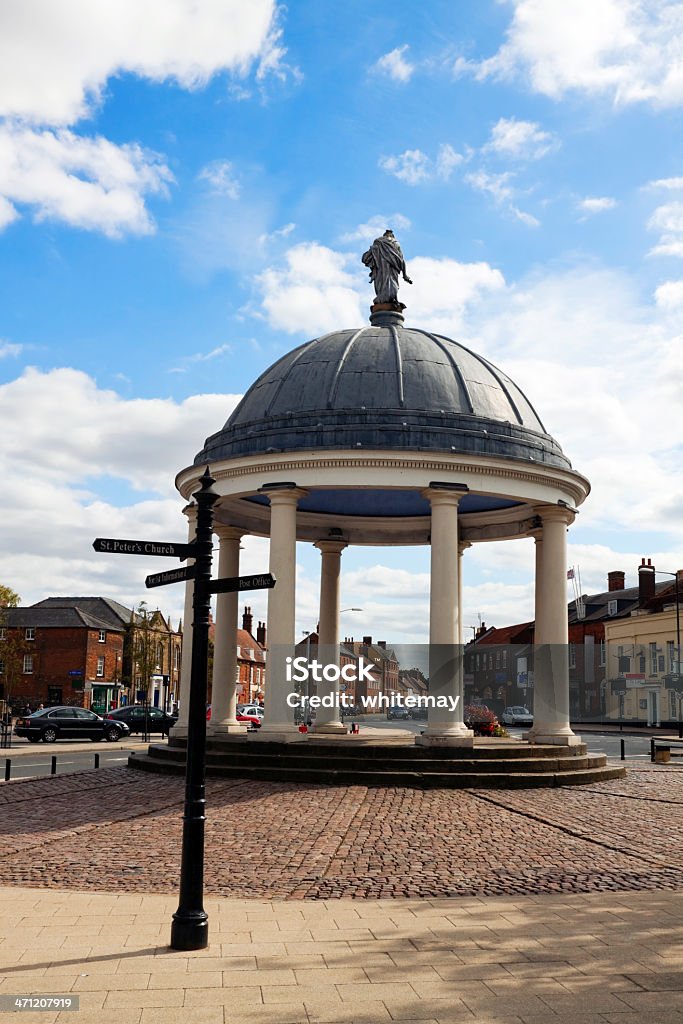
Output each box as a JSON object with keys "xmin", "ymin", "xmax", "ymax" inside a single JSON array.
[
  {"xmin": 145, "ymin": 744, "xmax": 607, "ymax": 775},
  {"xmin": 196, "ymin": 738, "xmax": 590, "ymax": 761},
  {"xmin": 128, "ymin": 751, "xmax": 625, "ymax": 788}
]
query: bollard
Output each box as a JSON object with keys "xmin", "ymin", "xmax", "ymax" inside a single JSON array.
[
  {"xmin": 51, "ymin": 755, "xmax": 57, "ymax": 776},
  {"xmin": 4, "ymin": 758, "xmax": 10, "ymax": 782},
  {"xmin": 650, "ymin": 737, "xmax": 656, "ymax": 763},
  {"xmin": 94, "ymin": 753, "xmax": 100, "ymax": 769},
  {"xmin": 620, "ymin": 738, "xmax": 625, "ymax": 761},
  {"xmin": 679, "ymin": 722, "xmax": 683, "ymax": 740}
]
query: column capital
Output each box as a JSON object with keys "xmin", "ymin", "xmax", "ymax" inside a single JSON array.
[
  {"xmin": 422, "ymin": 487, "xmax": 463, "ymax": 508},
  {"xmin": 458, "ymin": 540, "xmax": 472, "ymax": 554},
  {"xmin": 213, "ymin": 524, "xmax": 244, "ymax": 542},
  {"xmin": 265, "ymin": 486, "xmax": 308, "ymax": 507},
  {"xmin": 183, "ymin": 502, "xmax": 197, "ymax": 522},
  {"xmin": 314, "ymin": 539, "xmax": 348, "ymax": 555},
  {"xmin": 534, "ymin": 504, "xmax": 576, "ymax": 527}
]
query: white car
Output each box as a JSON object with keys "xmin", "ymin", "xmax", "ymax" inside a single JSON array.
[{"xmin": 501, "ymin": 706, "xmax": 533, "ymax": 726}]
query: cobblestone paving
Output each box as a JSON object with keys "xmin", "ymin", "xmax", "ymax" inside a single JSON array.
[{"xmin": 2, "ymin": 765, "xmax": 683, "ymax": 898}]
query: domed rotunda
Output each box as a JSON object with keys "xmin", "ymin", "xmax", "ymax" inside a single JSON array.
[{"xmin": 173, "ymin": 233, "xmax": 590, "ymax": 749}]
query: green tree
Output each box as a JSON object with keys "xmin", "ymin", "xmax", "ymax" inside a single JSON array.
[{"xmin": 0, "ymin": 585, "xmax": 32, "ymax": 711}]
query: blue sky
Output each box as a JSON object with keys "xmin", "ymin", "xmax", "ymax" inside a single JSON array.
[{"xmin": 1, "ymin": 0, "xmax": 683, "ymax": 642}]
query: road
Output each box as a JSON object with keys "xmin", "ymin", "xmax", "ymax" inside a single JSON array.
[
  {"xmin": 0, "ymin": 736, "xmax": 165, "ymax": 782},
  {"xmin": 1, "ymin": 724, "xmax": 673, "ymax": 782},
  {"xmin": 356, "ymin": 715, "xmax": 664, "ymax": 761}
]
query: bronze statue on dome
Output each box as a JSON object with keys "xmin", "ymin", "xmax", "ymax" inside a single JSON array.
[{"xmin": 362, "ymin": 229, "xmax": 412, "ymax": 310}]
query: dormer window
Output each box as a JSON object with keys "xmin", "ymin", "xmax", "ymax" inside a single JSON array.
[{"xmin": 607, "ymin": 600, "xmax": 618, "ymax": 616}]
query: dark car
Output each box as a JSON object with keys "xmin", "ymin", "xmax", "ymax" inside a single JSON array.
[
  {"xmin": 14, "ymin": 706, "xmax": 131, "ymax": 743},
  {"xmin": 387, "ymin": 706, "xmax": 411, "ymax": 720},
  {"xmin": 104, "ymin": 705, "xmax": 176, "ymax": 736}
]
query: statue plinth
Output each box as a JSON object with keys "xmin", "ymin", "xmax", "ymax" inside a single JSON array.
[{"xmin": 371, "ymin": 301, "xmax": 406, "ymax": 313}]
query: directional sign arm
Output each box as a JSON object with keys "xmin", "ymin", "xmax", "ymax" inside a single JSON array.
[
  {"xmin": 93, "ymin": 538, "xmax": 196, "ymax": 560},
  {"xmin": 207, "ymin": 573, "xmax": 276, "ymax": 595},
  {"xmin": 146, "ymin": 565, "xmax": 198, "ymax": 589}
]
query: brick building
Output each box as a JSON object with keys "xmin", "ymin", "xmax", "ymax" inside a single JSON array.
[
  {"xmin": 0, "ymin": 597, "xmax": 182, "ymax": 713},
  {"xmin": 1, "ymin": 599, "xmax": 126, "ymax": 711}
]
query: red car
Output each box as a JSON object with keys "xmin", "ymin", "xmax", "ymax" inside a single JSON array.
[{"xmin": 205, "ymin": 705, "xmax": 263, "ymax": 728}]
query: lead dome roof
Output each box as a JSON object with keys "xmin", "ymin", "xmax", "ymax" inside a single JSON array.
[{"xmin": 196, "ymin": 311, "xmax": 570, "ymax": 470}]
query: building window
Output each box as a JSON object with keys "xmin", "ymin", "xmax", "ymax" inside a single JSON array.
[
  {"xmin": 668, "ymin": 641, "xmax": 676, "ymax": 672},
  {"xmin": 569, "ymin": 643, "xmax": 576, "ymax": 669},
  {"xmin": 607, "ymin": 600, "xmax": 618, "ymax": 616},
  {"xmin": 599, "ymin": 639, "xmax": 606, "ymax": 667},
  {"xmin": 0, "ymin": 627, "xmax": 5, "ymax": 640},
  {"xmin": 25, "ymin": 627, "xmax": 35, "ymax": 641},
  {"xmin": 96, "ymin": 656, "xmax": 105, "ymax": 678},
  {"xmin": 0, "ymin": 659, "xmax": 4, "ymax": 674},
  {"xmin": 174, "ymin": 646, "xmax": 179, "ymax": 670},
  {"xmin": 98, "ymin": 630, "xmax": 106, "ymax": 643},
  {"xmin": 23, "ymin": 654, "xmax": 33, "ymax": 674},
  {"xmin": 650, "ymin": 642, "xmax": 658, "ymax": 675}
]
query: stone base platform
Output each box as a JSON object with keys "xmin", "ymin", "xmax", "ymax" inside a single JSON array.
[{"xmin": 129, "ymin": 733, "xmax": 625, "ymax": 788}]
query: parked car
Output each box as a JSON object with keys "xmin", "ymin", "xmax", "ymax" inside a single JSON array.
[
  {"xmin": 387, "ymin": 706, "xmax": 411, "ymax": 720},
  {"xmin": 14, "ymin": 706, "xmax": 131, "ymax": 743},
  {"xmin": 500, "ymin": 706, "xmax": 533, "ymax": 726},
  {"xmin": 104, "ymin": 705, "xmax": 176, "ymax": 736},
  {"xmin": 237, "ymin": 706, "xmax": 263, "ymax": 728},
  {"xmin": 206, "ymin": 704, "xmax": 264, "ymax": 727}
]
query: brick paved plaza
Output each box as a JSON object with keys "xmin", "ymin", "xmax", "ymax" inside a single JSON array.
[
  {"xmin": 1, "ymin": 763, "xmax": 682, "ymax": 898},
  {"xmin": 3, "ymin": 764, "xmax": 683, "ymax": 1023}
]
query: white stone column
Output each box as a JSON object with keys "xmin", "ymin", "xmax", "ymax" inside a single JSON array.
[
  {"xmin": 169, "ymin": 504, "xmax": 196, "ymax": 740},
  {"xmin": 457, "ymin": 541, "xmax": 471, "ymax": 645},
  {"xmin": 261, "ymin": 487, "xmax": 308, "ymax": 740},
  {"xmin": 208, "ymin": 525, "xmax": 247, "ymax": 737},
  {"xmin": 416, "ymin": 488, "xmax": 473, "ymax": 747},
  {"xmin": 527, "ymin": 506, "xmax": 579, "ymax": 745},
  {"xmin": 312, "ymin": 539, "xmax": 348, "ymax": 733}
]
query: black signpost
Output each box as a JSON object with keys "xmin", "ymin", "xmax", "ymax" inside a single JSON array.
[{"xmin": 92, "ymin": 466, "xmax": 275, "ymax": 952}]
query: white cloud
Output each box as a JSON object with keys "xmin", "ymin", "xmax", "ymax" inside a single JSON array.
[
  {"xmin": 379, "ymin": 149, "xmax": 432, "ymax": 185},
  {"xmin": 197, "ymin": 160, "xmax": 240, "ymax": 199},
  {"xmin": 256, "ymin": 242, "xmax": 365, "ymax": 334},
  {"xmin": 649, "ymin": 176, "xmax": 683, "ymax": 190},
  {"xmin": 379, "ymin": 145, "xmax": 463, "ymax": 185},
  {"xmin": 655, "ymin": 279, "xmax": 683, "ymax": 308},
  {"xmin": 407, "ymin": 257, "xmax": 506, "ymax": 335},
  {"xmin": 484, "ymin": 117, "xmax": 556, "ymax": 160},
  {"xmin": 464, "ymin": 169, "xmax": 539, "ymax": 227},
  {"xmin": 648, "ymin": 200, "xmax": 683, "ymax": 257},
  {"xmin": 0, "ymin": 123, "xmax": 173, "ymax": 237},
  {"xmin": 0, "ymin": 0, "xmax": 282, "ymax": 125},
  {"xmin": 340, "ymin": 214, "xmax": 411, "ymax": 243},
  {"xmin": 374, "ymin": 45, "xmax": 415, "ymax": 83},
  {"xmin": 0, "ymin": 339, "xmax": 22, "ymax": 358},
  {"xmin": 577, "ymin": 196, "xmax": 618, "ymax": 216},
  {"xmin": 0, "ymin": 366, "xmax": 244, "ymax": 618},
  {"xmin": 456, "ymin": 0, "xmax": 683, "ymax": 108}
]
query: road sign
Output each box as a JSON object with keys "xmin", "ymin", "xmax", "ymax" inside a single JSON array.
[
  {"xmin": 207, "ymin": 573, "xmax": 276, "ymax": 594},
  {"xmin": 68, "ymin": 670, "xmax": 83, "ymax": 677},
  {"xmin": 93, "ymin": 538, "xmax": 194, "ymax": 559},
  {"xmin": 146, "ymin": 565, "xmax": 198, "ymax": 589}
]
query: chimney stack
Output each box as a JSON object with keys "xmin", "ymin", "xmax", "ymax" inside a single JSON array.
[
  {"xmin": 638, "ymin": 558, "xmax": 656, "ymax": 606},
  {"xmin": 608, "ymin": 571, "xmax": 625, "ymax": 592},
  {"xmin": 242, "ymin": 605, "xmax": 253, "ymax": 634},
  {"xmin": 363, "ymin": 635, "xmax": 372, "ymax": 646},
  {"xmin": 256, "ymin": 620, "xmax": 266, "ymax": 646}
]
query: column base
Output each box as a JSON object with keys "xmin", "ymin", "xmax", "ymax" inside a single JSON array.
[
  {"xmin": 524, "ymin": 730, "xmax": 582, "ymax": 746},
  {"xmin": 416, "ymin": 728, "xmax": 474, "ymax": 748},
  {"xmin": 258, "ymin": 724, "xmax": 309, "ymax": 743},
  {"xmin": 311, "ymin": 722, "xmax": 348, "ymax": 734},
  {"xmin": 169, "ymin": 724, "xmax": 188, "ymax": 740},
  {"xmin": 208, "ymin": 722, "xmax": 248, "ymax": 737}
]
